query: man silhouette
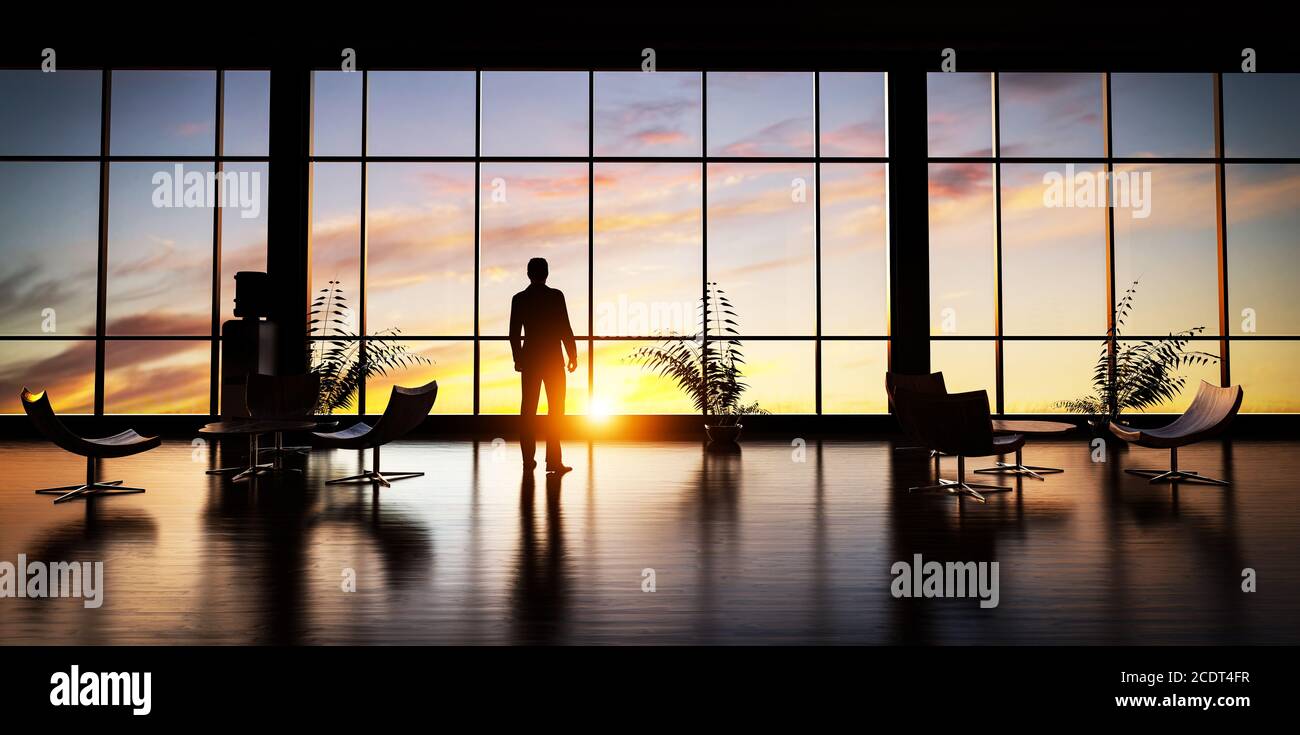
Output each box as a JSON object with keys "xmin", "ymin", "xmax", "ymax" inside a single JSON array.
[{"xmin": 509, "ymin": 257, "xmax": 577, "ymax": 473}]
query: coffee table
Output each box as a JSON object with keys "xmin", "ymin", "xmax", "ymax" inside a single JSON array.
[
  {"xmin": 977, "ymin": 419, "xmax": 1076, "ymax": 480},
  {"xmin": 200, "ymin": 419, "xmax": 318, "ymax": 482}
]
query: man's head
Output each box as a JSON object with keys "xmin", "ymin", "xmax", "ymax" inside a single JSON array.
[{"xmin": 527, "ymin": 257, "xmax": 549, "ymax": 284}]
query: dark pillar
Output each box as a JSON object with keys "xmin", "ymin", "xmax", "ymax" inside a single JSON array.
[
  {"xmin": 267, "ymin": 64, "xmax": 312, "ymax": 375},
  {"xmin": 886, "ymin": 69, "xmax": 930, "ymax": 376}
]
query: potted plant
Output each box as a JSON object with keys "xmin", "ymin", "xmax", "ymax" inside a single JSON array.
[
  {"xmin": 309, "ymin": 280, "xmax": 432, "ymax": 414},
  {"xmin": 628, "ymin": 283, "xmax": 768, "ymax": 448},
  {"xmin": 1054, "ymin": 280, "xmax": 1219, "ymax": 439}
]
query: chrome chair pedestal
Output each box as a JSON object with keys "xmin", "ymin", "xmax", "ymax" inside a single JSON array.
[
  {"xmin": 325, "ymin": 445, "xmax": 423, "ymax": 488},
  {"xmin": 34, "ymin": 458, "xmax": 146, "ymax": 504},
  {"xmin": 975, "ymin": 448, "xmax": 1063, "ymax": 481},
  {"xmin": 910, "ymin": 457, "xmax": 1012, "ymax": 504},
  {"xmin": 1124, "ymin": 447, "xmax": 1229, "ymax": 486}
]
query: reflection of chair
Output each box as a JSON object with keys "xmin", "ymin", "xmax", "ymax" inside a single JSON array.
[
  {"xmin": 1109, "ymin": 380, "xmax": 1243, "ymax": 486},
  {"xmin": 901, "ymin": 388, "xmax": 1021, "ymax": 503},
  {"xmin": 20, "ymin": 388, "xmax": 161, "ymax": 504},
  {"xmin": 313, "ymin": 380, "xmax": 438, "ymax": 487},
  {"xmin": 886, "ymin": 371, "xmax": 947, "ymax": 476},
  {"xmin": 246, "ymin": 372, "xmax": 319, "ymax": 459}
]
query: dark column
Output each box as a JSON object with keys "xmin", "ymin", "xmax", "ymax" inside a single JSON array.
[
  {"xmin": 267, "ymin": 65, "xmax": 312, "ymax": 374},
  {"xmin": 886, "ymin": 69, "xmax": 930, "ymax": 376}
]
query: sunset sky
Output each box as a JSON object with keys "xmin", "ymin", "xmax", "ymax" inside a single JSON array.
[{"xmin": 1, "ymin": 70, "xmax": 1297, "ymax": 414}]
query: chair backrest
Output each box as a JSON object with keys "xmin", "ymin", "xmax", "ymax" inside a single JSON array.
[
  {"xmin": 886, "ymin": 372, "xmax": 947, "ymax": 441},
  {"xmin": 20, "ymin": 388, "xmax": 90, "ymax": 455},
  {"xmin": 1158, "ymin": 380, "xmax": 1244, "ymax": 441},
  {"xmin": 246, "ymin": 372, "xmax": 320, "ymax": 420},
  {"xmin": 370, "ymin": 380, "xmax": 439, "ymax": 444},
  {"xmin": 899, "ymin": 388, "xmax": 996, "ymax": 457}
]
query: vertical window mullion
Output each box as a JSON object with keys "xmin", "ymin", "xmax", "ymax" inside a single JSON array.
[
  {"xmin": 992, "ymin": 71, "xmax": 1005, "ymax": 415},
  {"xmin": 211, "ymin": 69, "xmax": 225, "ymax": 416},
  {"xmin": 473, "ymin": 69, "xmax": 481, "ymax": 415},
  {"xmin": 94, "ymin": 70, "xmax": 111, "ymax": 416},
  {"xmin": 358, "ymin": 69, "xmax": 368, "ymax": 415},
  {"xmin": 1213, "ymin": 72, "xmax": 1232, "ymax": 387},
  {"xmin": 701, "ymin": 71, "xmax": 709, "ymax": 420},
  {"xmin": 1102, "ymin": 72, "xmax": 1118, "ymax": 417},
  {"xmin": 814, "ymin": 71, "xmax": 823, "ymax": 416},
  {"xmin": 588, "ymin": 70, "xmax": 594, "ymax": 404}
]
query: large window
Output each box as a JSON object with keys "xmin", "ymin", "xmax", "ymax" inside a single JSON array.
[
  {"xmin": 310, "ymin": 70, "xmax": 889, "ymax": 416},
  {"xmin": 928, "ymin": 71, "xmax": 1300, "ymax": 413},
  {"xmin": 0, "ymin": 69, "xmax": 269, "ymax": 415}
]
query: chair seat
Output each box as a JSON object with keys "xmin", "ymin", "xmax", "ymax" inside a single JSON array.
[
  {"xmin": 312, "ymin": 421, "xmax": 375, "ymax": 449},
  {"xmin": 989, "ymin": 433, "xmax": 1026, "ymax": 454},
  {"xmin": 83, "ymin": 430, "xmax": 162, "ymax": 457}
]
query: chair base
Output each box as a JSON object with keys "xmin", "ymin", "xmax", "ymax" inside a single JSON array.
[
  {"xmin": 326, "ymin": 470, "xmax": 423, "ymax": 488},
  {"xmin": 1125, "ymin": 468, "xmax": 1229, "ymax": 486},
  {"xmin": 907, "ymin": 456, "xmax": 1011, "ymax": 503},
  {"xmin": 35, "ymin": 480, "xmax": 145, "ymax": 504},
  {"xmin": 1124, "ymin": 446, "xmax": 1229, "ymax": 486},
  {"xmin": 974, "ymin": 448, "xmax": 1063, "ymax": 480}
]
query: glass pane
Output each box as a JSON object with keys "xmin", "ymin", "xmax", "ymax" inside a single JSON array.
[
  {"xmin": 366, "ymin": 163, "xmax": 474, "ymax": 336},
  {"xmin": 365, "ymin": 341, "xmax": 473, "ymax": 415},
  {"xmin": 707, "ymin": 72, "xmax": 814, "ymax": 157},
  {"xmin": 822, "ymin": 340, "xmax": 888, "ymax": 414},
  {"xmin": 1224, "ymin": 74, "xmax": 1300, "ymax": 158},
  {"xmin": 594, "ymin": 72, "xmax": 701, "ymax": 157},
  {"xmin": 999, "ymin": 73, "xmax": 1103, "ymax": 158},
  {"xmin": 312, "ymin": 71, "xmax": 362, "ymax": 156},
  {"xmin": 821, "ymin": 163, "xmax": 887, "ymax": 335},
  {"xmin": 104, "ymin": 339, "xmax": 210, "ymax": 414},
  {"xmin": 479, "ymin": 340, "xmax": 588, "ymax": 415},
  {"xmin": 1112, "ymin": 164, "xmax": 1218, "ymax": 336},
  {"xmin": 927, "ymin": 72, "xmax": 991, "ymax": 157},
  {"xmin": 706, "ymin": 162, "xmax": 815, "ymax": 335},
  {"xmin": 728, "ymin": 340, "xmax": 814, "ymax": 414},
  {"xmin": 366, "ymin": 71, "xmax": 475, "ymax": 156},
  {"xmin": 1227, "ymin": 164, "xmax": 1300, "ymax": 335},
  {"xmin": 929, "ymin": 163, "xmax": 995, "ymax": 335},
  {"xmin": 111, "ymin": 71, "xmax": 215, "ymax": 156},
  {"xmin": 930, "ymin": 340, "xmax": 996, "ymax": 399},
  {"xmin": 0, "ymin": 70, "xmax": 101, "ymax": 155},
  {"xmin": 1110, "ymin": 73, "xmax": 1213, "ymax": 158},
  {"xmin": 106, "ymin": 163, "xmax": 214, "ymax": 336},
  {"xmin": 479, "ymin": 163, "xmax": 589, "ymax": 337},
  {"xmin": 1002, "ymin": 340, "xmax": 1099, "ymax": 413},
  {"xmin": 222, "ymin": 70, "xmax": 270, "ymax": 156},
  {"xmin": 219, "ymin": 162, "xmax": 268, "ymax": 323},
  {"xmin": 1117, "ymin": 340, "xmax": 1220, "ymax": 414},
  {"xmin": 309, "ymin": 163, "xmax": 361, "ymax": 333},
  {"xmin": 594, "ymin": 163, "xmax": 701, "ymax": 337},
  {"xmin": 1232, "ymin": 341, "xmax": 1300, "ymax": 413},
  {"xmin": 0, "ymin": 341, "xmax": 95, "ymax": 414},
  {"xmin": 593, "ymin": 339, "xmax": 698, "ymax": 414},
  {"xmin": 481, "ymin": 72, "xmax": 588, "ymax": 157},
  {"xmin": 1001, "ymin": 163, "xmax": 1108, "ymax": 335},
  {"xmin": 0, "ymin": 163, "xmax": 99, "ymax": 336},
  {"xmin": 819, "ymin": 72, "xmax": 886, "ymax": 157}
]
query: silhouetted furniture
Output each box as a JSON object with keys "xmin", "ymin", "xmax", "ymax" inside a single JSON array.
[
  {"xmin": 201, "ymin": 419, "xmax": 319, "ymax": 481},
  {"xmin": 1109, "ymin": 381, "xmax": 1244, "ymax": 486},
  {"xmin": 886, "ymin": 371, "xmax": 948, "ymax": 477},
  {"xmin": 900, "ymin": 388, "xmax": 1022, "ymax": 503},
  {"xmin": 977, "ymin": 419, "xmax": 1074, "ymax": 480},
  {"xmin": 313, "ymin": 380, "xmax": 438, "ymax": 487},
  {"xmin": 20, "ymin": 388, "xmax": 161, "ymax": 504},
  {"xmin": 220, "ymin": 319, "xmax": 278, "ymax": 417},
  {"xmin": 246, "ymin": 372, "xmax": 319, "ymax": 460}
]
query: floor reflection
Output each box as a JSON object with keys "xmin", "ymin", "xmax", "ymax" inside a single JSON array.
[{"xmin": 0, "ymin": 436, "xmax": 1297, "ymax": 645}]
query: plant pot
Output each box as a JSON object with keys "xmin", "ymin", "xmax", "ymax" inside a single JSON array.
[{"xmin": 705, "ymin": 423, "xmax": 743, "ymax": 448}]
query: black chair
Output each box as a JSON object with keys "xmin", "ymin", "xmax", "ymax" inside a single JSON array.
[
  {"xmin": 313, "ymin": 380, "xmax": 438, "ymax": 487},
  {"xmin": 886, "ymin": 371, "xmax": 948, "ymax": 477},
  {"xmin": 20, "ymin": 388, "xmax": 161, "ymax": 504},
  {"xmin": 899, "ymin": 388, "xmax": 1022, "ymax": 503},
  {"xmin": 1109, "ymin": 380, "xmax": 1243, "ymax": 486},
  {"xmin": 246, "ymin": 372, "xmax": 320, "ymax": 460}
]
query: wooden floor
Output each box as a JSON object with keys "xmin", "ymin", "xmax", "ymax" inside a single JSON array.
[{"xmin": 1, "ymin": 435, "xmax": 1297, "ymax": 645}]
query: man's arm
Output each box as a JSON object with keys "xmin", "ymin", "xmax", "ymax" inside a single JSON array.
[
  {"xmin": 559, "ymin": 292, "xmax": 578, "ymax": 372},
  {"xmin": 509, "ymin": 293, "xmax": 523, "ymax": 371}
]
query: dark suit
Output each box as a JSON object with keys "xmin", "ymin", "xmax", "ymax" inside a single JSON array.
[{"xmin": 509, "ymin": 283, "xmax": 577, "ymax": 467}]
